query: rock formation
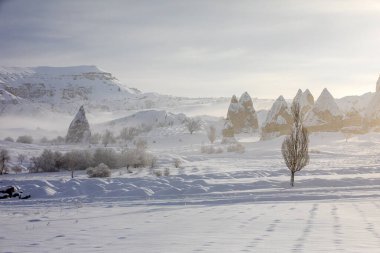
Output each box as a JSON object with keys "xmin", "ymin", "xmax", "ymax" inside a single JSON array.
[
  {"xmin": 226, "ymin": 92, "xmax": 259, "ymax": 134},
  {"xmin": 293, "ymin": 89, "xmax": 314, "ymax": 115},
  {"xmin": 304, "ymin": 88, "xmax": 343, "ymax": 132},
  {"xmin": 261, "ymin": 96, "xmax": 292, "ymax": 139},
  {"xmin": 66, "ymin": 105, "xmax": 91, "ymax": 143},
  {"xmin": 366, "ymin": 75, "xmax": 380, "ymax": 130}
]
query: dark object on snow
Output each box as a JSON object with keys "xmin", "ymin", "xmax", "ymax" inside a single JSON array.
[
  {"xmin": 0, "ymin": 186, "xmax": 16, "ymax": 196},
  {"xmin": 0, "ymin": 186, "xmax": 30, "ymax": 200}
]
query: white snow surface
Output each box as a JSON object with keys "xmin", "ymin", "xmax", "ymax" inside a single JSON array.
[{"xmin": 2, "ymin": 132, "xmax": 380, "ymax": 252}]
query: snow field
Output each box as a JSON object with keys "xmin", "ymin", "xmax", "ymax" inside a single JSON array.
[
  {"xmin": 1, "ymin": 132, "xmax": 380, "ymax": 252},
  {"xmin": 1, "ymin": 200, "xmax": 380, "ymax": 252}
]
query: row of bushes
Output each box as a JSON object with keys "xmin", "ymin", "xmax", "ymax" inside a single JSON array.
[
  {"xmin": 30, "ymin": 147, "xmax": 156, "ymax": 173},
  {"xmin": 4, "ymin": 135, "xmax": 34, "ymax": 144},
  {"xmin": 201, "ymin": 143, "xmax": 245, "ymax": 154}
]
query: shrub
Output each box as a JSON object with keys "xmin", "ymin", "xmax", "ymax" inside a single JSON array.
[
  {"xmin": 185, "ymin": 117, "xmax": 201, "ymax": 134},
  {"xmin": 227, "ymin": 143, "xmax": 245, "ymax": 153},
  {"xmin": 135, "ymin": 139, "xmax": 148, "ymax": 150},
  {"xmin": 87, "ymin": 163, "xmax": 111, "ymax": 178},
  {"xmin": 201, "ymin": 145, "xmax": 224, "ymax": 154},
  {"xmin": 174, "ymin": 158, "xmax": 182, "ymax": 168},
  {"xmin": 153, "ymin": 170, "xmax": 162, "ymax": 177},
  {"xmin": 0, "ymin": 149, "xmax": 10, "ymax": 175},
  {"xmin": 121, "ymin": 148, "xmax": 156, "ymax": 169},
  {"xmin": 102, "ymin": 130, "xmax": 116, "ymax": 147},
  {"xmin": 16, "ymin": 135, "xmax": 33, "ymax": 144},
  {"xmin": 51, "ymin": 136, "xmax": 65, "ymax": 145},
  {"xmin": 17, "ymin": 154, "xmax": 26, "ymax": 165},
  {"xmin": 40, "ymin": 136, "xmax": 49, "ymax": 144},
  {"xmin": 207, "ymin": 125, "xmax": 217, "ymax": 144},
  {"xmin": 4, "ymin": 137, "xmax": 14, "ymax": 142},
  {"xmin": 119, "ymin": 127, "xmax": 140, "ymax": 142},
  {"xmin": 90, "ymin": 133, "xmax": 102, "ymax": 144},
  {"xmin": 12, "ymin": 165, "xmax": 23, "ymax": 174},
  {"xmin": 164, "ymin": 168, "xmax": 170, "ymax": 176},
  {"xmin": 93, "ymin": 148, "xmax": 119, "ymax": 169},
  {"xmin": 30, "ymin": 149, "xmax": 62, "ymax": 173},
  {"xmin": 63, "ymin": 150, "xmax": 93, "ymax": 171}
]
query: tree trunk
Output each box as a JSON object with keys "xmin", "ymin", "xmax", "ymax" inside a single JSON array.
[{"xmin": 290, "ymin": 171, "xmax": 295, "ymax": 187}]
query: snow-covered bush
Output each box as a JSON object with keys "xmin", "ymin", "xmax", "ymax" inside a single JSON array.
[
  {"xmin": 4, "ymin": 137, "xmax": 14, "ymax": 142},
  {"xmin": 39, "ymin": 136, "xmax": 49, "ymax": 144},
  {"xmin": 153, "ymin": 170, "xmax": 162, "ymax": 177},
  {"xmin": 16, "ymin": 135, "xmax": 33, "ymax": 144},
  {"xmin": 90, "ymin": 133, "xmax": 102, "ymax": 144},
  {"xmin": 11, "ymin": 165, "xmax": 23, "ymax": 174},
  {"xmin": 63, "ymin": 150, "xmax": 93, "ymax": 171},
  {"xmin": 134, "ymin": 138, "xmax": 148, "ymax": 150},
  {"xmin": 174, "ymin": 158, "xmax": 182, "ymax": 168},
  {"xmin": 119, "ymin": 127, "xmax": 140, "ymax": 142},
  {"xmin": 207, "ymin": 125, "xmax": 217, "ymax": 144},
  {"xmin": 0, "ymin": 149, "xmax": 10, "ymax": 175},
  {"xmin": 102, "ymin": 130, "xmax": 116, "ymax": 147},
  {"xmin": 93, "ymin": 148, "xmax": 119, "ymax": 169},
  {"xmin": 227, "ymin": 143, "xmax": 245, "ymax": 153},
  {"xmin": 30, "ymin": 149, "xmax": 62, "ymax": 173},
  {"xmin": 86, "ymin": 163, "xmax": 111, "ymax": 178},
  {"xmin": 17, "ymin": 154, "xmax": 26, "ymax": 165},
  {"xmin": 50, "ymin": 136, "xmax": 65, "ymax": 145},
  {"xmin": 201, "ymin": 145, "xmax": 223, "ymax": 154},
  {"xmin": 121, "ymin": 148, "xmax": 156, "ymax": 169},
  {"xmin": 185, "ymin": 117, "xmax": 201, "ymax": 134},
  {"xmin": 164, "ymin": 168, "xmax": 170, "ymax": 176}
]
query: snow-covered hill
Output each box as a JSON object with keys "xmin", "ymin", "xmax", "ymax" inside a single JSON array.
[{"xmin": 0, "ymin": 66, "xmax": 145, "ymax": 115}]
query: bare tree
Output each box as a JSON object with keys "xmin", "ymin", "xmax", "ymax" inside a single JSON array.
[
  {"xmin": 64, "ymin": 150, "xmax": 92, "ymax": 178},
  {"xmin": 281, "ymin": 102, "xmax": 309, "ymax": 187},
  {"xmin": 90, "ymin": 133, "xmax": 102, "ymax": 145},
  {"xmin": 102, "ymin": 130, "xmax": 116, "ymax": 147},
  {"xmin": 119, "ymin": 127, "xmax": 139, "ymax": 143},
  {"xmin": 17, "ymin": 154, "xmax": 26, "ymax": 165},
  {"xmin": 185, "ymin": 118, "xmax": 201, "ymax": 134},
  {"xmin": 0, "ymin": 149, "xmax": 10, "ymax": 175},
  {"xmin": 207, "ymin": 125, "xmax": 217, "ymax": 144}
]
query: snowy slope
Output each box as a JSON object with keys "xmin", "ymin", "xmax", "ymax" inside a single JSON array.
[
  {"xmin": 98, "ymin": 110, "xmax": 187, "ymax": 132},
  {"xmin": 0, "ymin": 66, "xmax": 143, "ymax": 115},
  {"xmin": 336, "ymin": 92, "xmax": 373, "ymax": 116}
]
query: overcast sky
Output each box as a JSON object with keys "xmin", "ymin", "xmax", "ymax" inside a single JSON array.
[{"xmin": 0, "ymin": 0, "xmax": 379, "ymax": 98}]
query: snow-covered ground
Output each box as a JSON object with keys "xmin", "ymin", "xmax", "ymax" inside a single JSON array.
[{"xmin": 1, "ymin": 132, "xmax": 380, "ymax": 252}]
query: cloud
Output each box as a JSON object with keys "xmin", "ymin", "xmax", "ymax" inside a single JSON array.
[{"xmin": 0, "ymin": 0, "xmax": 379, "ymax": 98}]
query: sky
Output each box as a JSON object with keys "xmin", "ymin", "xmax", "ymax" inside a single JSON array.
[{"xmin": 0, "ymin": 0, "xmax": 380, "ymax": 99}]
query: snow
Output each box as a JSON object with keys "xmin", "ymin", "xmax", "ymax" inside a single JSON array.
[
  {"xmin": 1, "ymin": 132, "xmax": 380, "ymax": 251},
  {"xmin": 2, "ymin": 67, "xmax": 380, "ymax": 252}
]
